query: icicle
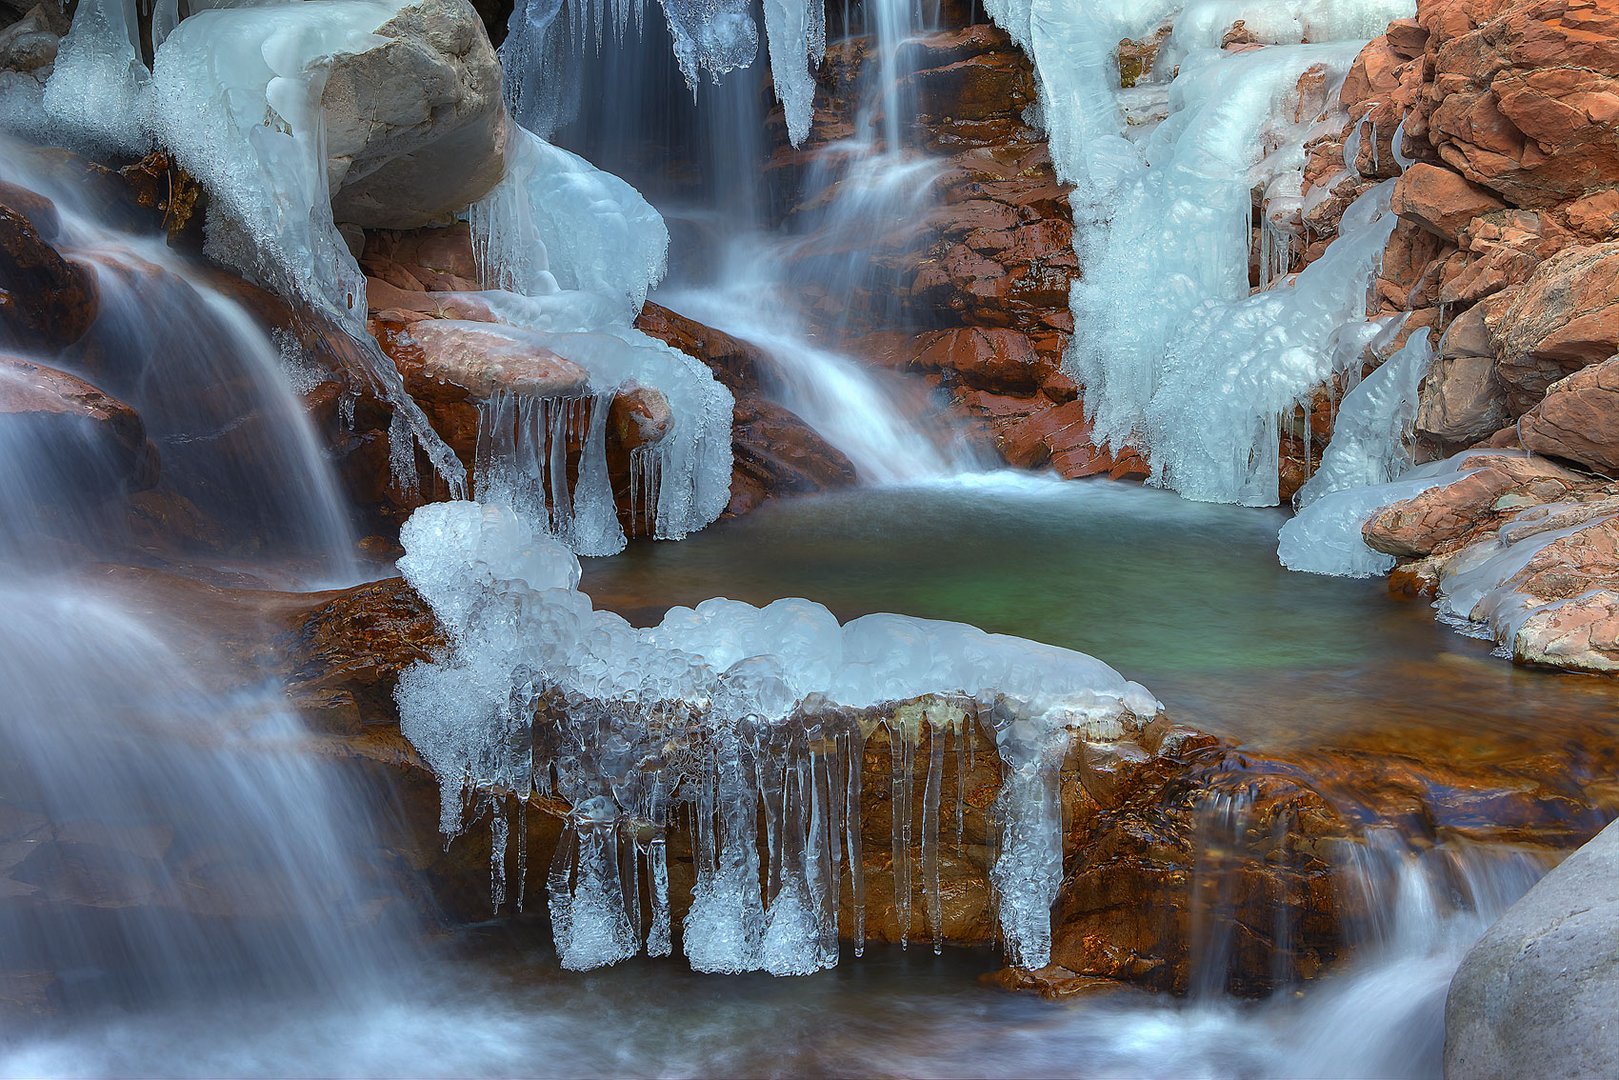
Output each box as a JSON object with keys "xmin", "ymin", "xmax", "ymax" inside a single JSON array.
[
  {"xmin": 622, "ymin": 820, "xmax": 642, "ymax": 948},
  {"xmin": 847, "ymin": 727, "xmax": 866, "ymax": 957},
  {"xmin": 954, "ymin": 725, "xmax": 966, "ymax": 845},
  {"xmin": 387, "ymin": 408, "xmax": 420, "ymax": 500},
  {"xmin": 490, "ymin": 806, "xmax": 511, "ymax": 912},
  {"xmin": 646, "ymin": 833, "xmax": 672, "ymax": 957},
  {"xmin": 516, "ymin": 798, "xmax": 529, "ymax": 912},
  {"xmin": 922, "ymin": 719, "xmax": 945, "ymax": 955},
  {"xmin": 889, "ymin": 720, "xmax": 915, "ymax": 948}
]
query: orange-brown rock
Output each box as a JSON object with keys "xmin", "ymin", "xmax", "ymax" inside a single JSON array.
[
  {"xmin": 1489, "ymin": 243, "xmax": 1619, "ymax": 413},
  {"xmin": 0, "ymin": 354, "xmax": 157, "ymax": 496},
  {"xmin": 1364, "ymin": 452, "xmax": 1589, "ymax": 557},
  {"xmin": 1393, "ymin": 162, "xmax": 1508, "ymax": 241},
  {"xmin": 369, "ymin": 314, "xmax": 590, "ymax": 461},
  {"xmin": 360, "ymin": 222, "xmax": 483, "ymax": 293},
  {"xmin": 0, "ymin": 200, "xmax": 96, "ymax": 354},
  {"xmin": 1421, "ymin": 0, "xmax": 1619, "ymax": 208},
  {"xmin": 1520, "ymin": 355, "xmax": 1619, "ymax": 473}
]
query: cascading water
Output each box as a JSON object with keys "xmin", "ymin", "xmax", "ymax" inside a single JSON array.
[
  {"xmin": 0, "ymin": 161, "xmax": 415, "ymax": 1030},
  {"xmin": 524, "ymin": 0, "xmax": 987, "ymax": 482}
]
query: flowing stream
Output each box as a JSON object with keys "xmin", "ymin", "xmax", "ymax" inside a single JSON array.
[{"xmin": 1, "ymin": 0, "xmax": 1614, "ymax": 1075}]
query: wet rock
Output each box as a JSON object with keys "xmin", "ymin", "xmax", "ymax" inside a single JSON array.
[
  {"xmin": 1447, "ymin": 818, "xmax": 1619, "ymax": 1079},
  {"xmin": 324, "ymin": 0, "xmax": 509, "ymax": 229},
  {"xmin": 728, "ymin": 398, "xmax": 858, "ymax": 517},
  {"xmin": 634, "ymin": 301, "xmax": 858, "ymax": 515},
  {"xmin": 0, "ymin": 201, "xmax": 96, "ymax": 353},
  {"xmin": 1519, "ymin": 356, "xmax": 1619, "ymax": 474},
  {"xmin": 0, "ymin": 354, "xmax": 157, "ymax": 496},
  {"xmin": 369, "ymin": 314, "xmax": 590, "ymax": 464}
]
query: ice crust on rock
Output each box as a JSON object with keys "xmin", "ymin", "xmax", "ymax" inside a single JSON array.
[
  {"xmin": 982, "ymin": 0, "xmax": 1416, "ymax": 506},
  {"xmin": 41, "ymin": 0, "xmax": 469, "ymax": 495},
  {"xmin": 1278, "ymin": 451, "xmax": 1494, "ymax": 578},
  {"xmin": 461, "ymin": 125, "xmax": 734, "ymax": 553},
  {"xmin": 396, "ymin": 501, "xmax": 1160, "ymax": 974}
]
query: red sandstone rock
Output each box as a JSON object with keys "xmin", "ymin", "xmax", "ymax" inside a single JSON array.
[
  {"xmin": 1520, "ymin": 355, "xmax": 1619, "ymax": 473},
  {"xmin": 1422, "ymin": 0, "xmax": 1619, "ymax": 208},
  {"xmin": 0, "ymin": 354, "xmax": 157, "ymax": 495},
  {"xmin": 1364, "ymin": 453, "xmax": 1589, "ymax": 557},
  {"xmin": 1514, "ymin": 589, "xmax": 1619, "ymax": 673},
  {"xmin": 1392, "ymin": 162, "xmax": 1508, "ymax": 241},
  {"xmin": 1489, "ymin": 243, "xmax": 1619, "ymax": 413}
]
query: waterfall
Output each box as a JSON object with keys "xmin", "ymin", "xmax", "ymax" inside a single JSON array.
[
  {"xmin": 520, "ymin": 0, "xmax": 988, "ymax": 483},
  {"xmin": 0, "ymin": 164, "xmax": 413, "ymax": 1024}
]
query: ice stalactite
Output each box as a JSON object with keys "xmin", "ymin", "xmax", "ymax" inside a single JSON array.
[
  {"xmin": 980, "ymin": 0, "xmax": 1416, "ymax": 506},
  {"xmin": 499, "ymin": 0, "xmax": 820, "ymax": 146},
  {"xmin": 396, "ymin": 502, "xmax": 1161, "ymax": 974}
]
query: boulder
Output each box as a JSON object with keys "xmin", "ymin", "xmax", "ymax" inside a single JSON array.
[
  {"xmin": 1446, "ymin": 818, "xmax": 1619, "ymax": 1079},
  {"xmin": 0, "ymin": 201, "xmax": 96, "ymax": 354},
  {"xmin": 1489, "ymin": 243, "xmax": 1619, "ymax": 414},
  {"xmin": 1364, "ymin": 453, "xmax": 1587, "ymax": 557},
  {"xmin": 324, "ymin": 0, "xmax": 509, "ymax": 229},
  {"xmin": 1520, "ymin": 356, "xmax": 1619, "ymax": 474},
  {"xmin": 1391, "ymin": 162, "xmax": 1507, "ymax": 241},
  {"xmin": 0, "ymin": 354, "xmax": 157, "ymax": 495},
  {"xmin": 1514, "ymin": 589, "xmax": 1619, "ymax": 674}
]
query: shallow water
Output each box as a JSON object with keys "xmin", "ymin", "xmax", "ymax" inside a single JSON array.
[{"xmin": 582, "ymin": 472, "xmax": 1619, "ymax": 751}]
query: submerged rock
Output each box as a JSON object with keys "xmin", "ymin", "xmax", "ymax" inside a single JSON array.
[{"xmin": 0, "ymin": 354, "xmax": 156, "ymax": 496}]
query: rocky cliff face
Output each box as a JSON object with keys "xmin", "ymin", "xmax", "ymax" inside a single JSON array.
[{"xmin": 1291, "ymin": 0, "xmax": 1619, "ymax": 673}]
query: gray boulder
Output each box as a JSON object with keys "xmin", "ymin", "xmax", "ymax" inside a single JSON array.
[
  {"xmin": 1446, "ymin": 818, "xmax": 1619, "ymax": 1078},
  {"xmin": 324, "ymin": 0, "xmax": 509, "ymax": 230}
]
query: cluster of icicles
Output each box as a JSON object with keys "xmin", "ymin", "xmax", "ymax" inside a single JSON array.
[
  {"xmin": 980, "ymin": 0, "xmax": 1419, "ymax": 507},
  {"xmin": 396, "ymin": 501, "xmax": 1160, "ymax": 974}
]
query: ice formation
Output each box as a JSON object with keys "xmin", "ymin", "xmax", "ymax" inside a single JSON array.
[
  {"xmin": 982, "ymin": 0, "xmax": 1416, "ymax": 506},
  {"xmin": 395, "ymin": 501, "xmax": 1160, "ymax": 973},
  {"xmin": 499, "ymin": 0, "xmax": 820, "ymax": 146},
  {"xmin": 1278, "ymin": 451, "xmax": 1496, "ymax": 579},
  {"xmin": 38, "ymin": 0, "xmax": 468, "ymax": 495},
  {"xmin": 1293, "ymin": 330, "xmax": 1433, "ymax": 509},
  {"xmin": 460, "ymin": 126, "xmax": 734, "ymax": 552},
  {"xmin": 34, "ymin": 0, "xmax": 733, "ymax": 551}
]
